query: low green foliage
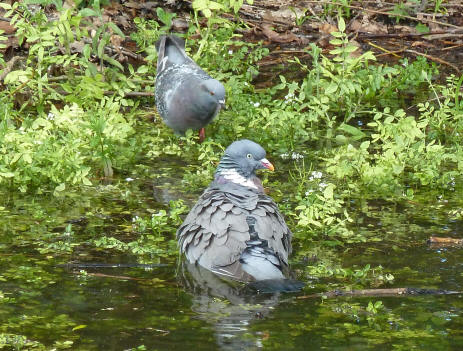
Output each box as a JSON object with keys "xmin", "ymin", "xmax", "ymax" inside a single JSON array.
[
  {"xmin": 1, "ymin": 3, "xmax": 462, "ymax": 251},
  {"xmin": 93, "ymin": 200, "xmax": 188, "ymax": 261}
]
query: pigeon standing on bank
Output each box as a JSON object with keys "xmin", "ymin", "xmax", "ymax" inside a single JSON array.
[
  {"xmin": 177, "ymin": 140, "xmax": 303, "ymax": 292},
  {"xmin": 155, "ymin": 35, "xmax": 226, "ymax": 141}
]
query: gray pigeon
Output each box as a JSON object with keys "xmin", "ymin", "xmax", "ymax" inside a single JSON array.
[
  {"xmin": 155, "ymin": 35, "xmax": 225, "ymax": 140},
  {"xmin": 177, "ymin": 140, "xmax": 303, "ymax": 291}
]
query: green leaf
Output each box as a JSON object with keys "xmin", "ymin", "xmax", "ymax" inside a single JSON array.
[
  {"xmin": 79, "ymin": 8, "xmax": 98, "ymax": 17},
  {"xmin": 416, "ymin": 23, "xmax": 429, "ymax": 33},
  {"xmin": 83, "ymin": 44, "xmax": 91, "ymax": 59},
  {"xmin": 193, "ymin": 0, "xmax": 207, "ymax": 9},
  {"xmin": 82, "ymin": 177, "xmax": 92, "ymax": 186},
  {"xmin": 0, "ymin": 172, "xmax": 15, "ymax": 178},
  {"xmin": 208, "ymin": 1, "xmax": 224, "ymax": 10},
  {"xmin": 55, "ymin": 183, "xmax": 66, "ymax": 192},
  {"xmin": 330, "ymin": 31, "xmax": 344, "ymax": 38},
  {"xmin": 137, "ymin": 65, "xmax": 149, "ymax": 74},
  {"xmin": 360, "ymin": 141, "xmax": 370, "ymax": 150},
  {"xmin": 103, "ymin": 54, "xmax": 124, "ymax": 71},
  {"xmin": 338, "ymin": 123, "xmax": 366, "ymax": 139},
  {"xmin": 72, "ymin": 325, "xmax": 87, "ymax": 331},
  {"xmin": 329, "ymin": 48, "xmax": 343, "ymax": 55},
  {"xmin": 323, "ymin": 184, "xmax": 334, "ymax": 199},
  {"xmin": 338, "ymin": 17, "xmax": 346, "ymax": 32},
  {"xmin": 97, "ymin": 39, "xmax": 105, "ymax": 58},
  {"xmin": 345, "ymin": 45, "xmax": 358, "ymax": 53},
  {"xmin": 23, "ymin": 153, "xmax": 32, "ymax": 164},
  {"xmin": 325, "ymin": 83, "xmax": 338, "ymax": 94},
  {"xmin": 38, "ymin": 46, "xmax": 44, "ymax": 63},
  {"xmin": 335, "ymin": 135, "xmax": 348, "ymax": 144},
  {"xmin": 107, "ymin": 22, "xmax": 125, "ymax": 38},
  {"xmin": 329, "ymin": 39, "xmax": 344, "ymax": 46}
]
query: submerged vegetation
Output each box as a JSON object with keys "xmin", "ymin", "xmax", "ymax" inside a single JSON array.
[{"xmin": 1, "ymin": 0, "xmax": 463, "ymax": 349}]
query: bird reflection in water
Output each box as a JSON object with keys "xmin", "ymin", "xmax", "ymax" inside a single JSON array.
[{"xmin": 179, "ymin": 261, "xmax": 285, "ymax": 350}]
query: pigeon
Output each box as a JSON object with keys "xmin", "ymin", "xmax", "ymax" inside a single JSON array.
[
  {"xmin": 155, "ymin": 35, "xmax": 226, "ymax": 141},
  {"xmin": 177, "ymin": 139, "xmax": 304, "ymax": 292}
]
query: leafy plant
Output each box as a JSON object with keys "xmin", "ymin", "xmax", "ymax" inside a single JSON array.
[{"xmin": 79, "ymin": 0, "xmax": 126, "ymax": 73}]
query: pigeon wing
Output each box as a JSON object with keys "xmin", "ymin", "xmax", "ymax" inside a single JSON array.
[{"xmin": 177, "ymin": 188, "xmax": 251, "ymax": 275}]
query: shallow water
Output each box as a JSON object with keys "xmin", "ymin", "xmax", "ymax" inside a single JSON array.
[{"xmin": 1, "ymin": 162, "xmax": 463, "ymax": 350}]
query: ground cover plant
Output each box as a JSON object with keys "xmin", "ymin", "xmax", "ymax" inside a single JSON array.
[{"xmin": 1, "ymin": 0, "xmax": 463, "ymax": 349}]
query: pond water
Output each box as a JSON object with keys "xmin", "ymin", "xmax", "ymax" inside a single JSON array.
[{"xmin": 1, "ymin": 158, "xmax": 463, "ymax": 350}]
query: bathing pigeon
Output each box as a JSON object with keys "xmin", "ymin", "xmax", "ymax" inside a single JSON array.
[
  {"xmin": 155, "ymin": 35, "xmax": 226, "ymax": 141},
  {"xmin": 177, "ymin": 140, "xmax": 303, "ymax": 291}
]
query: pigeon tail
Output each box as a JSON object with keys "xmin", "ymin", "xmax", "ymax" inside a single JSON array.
[
  {"xmin": 155, "ymin": 35, "xmax": 188, "ymax": 70},
  {"xmin": 240, "ymin": 216, "xmax": 286, "ymax": 280}
]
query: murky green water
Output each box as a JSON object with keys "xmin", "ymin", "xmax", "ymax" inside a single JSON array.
[{"xmin": 1, "ymin": 160, "xmax": 463, "ymax": 350}]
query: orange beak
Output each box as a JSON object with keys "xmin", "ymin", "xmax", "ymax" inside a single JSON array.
[{"xmin": 260, "ymin": 158, "xmax": 274, "ymax": 171}]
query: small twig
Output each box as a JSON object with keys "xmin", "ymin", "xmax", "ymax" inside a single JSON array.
[
  {"xmin": 441, "ymin": 43, "xmax": 463, "ymax": 51},
  {"xmin": 358, "ymin": 31, "xmax": 452, "ymax": 39},
  {"xmin": 8, "ymin": 79, "xmax": 30, "ymax": 97},
  {"xmin": 0, "ymin": 56, "xmax": 22, "ymax": 82},
  {"xmin": 425, "ymin": 33, "xmax": 463, "ymax": 40},
  {"xmin": 366, "ymin": 41, "xmax": 402, "ymax": 58},
  {"xmin": 48, "ymin": 76, "xmax": 153, "ymax": 85},
  {"xmin": 376, "ymin": 49, "xmax": 406, "ymax": 58},
  {"xmin": 25, "ymin": 87, "xmax": 154, "ymax": 98},
  {"xmin": 268, "ymin": 50, "xmax": 310, "ymax": 55}
]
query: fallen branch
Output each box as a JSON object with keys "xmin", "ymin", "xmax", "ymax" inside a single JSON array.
[
  {"xmin": 58, "ymin": 262, "xmax": 167, "ymax": 269},
  {"xmin": 304, "ymin": 1, "xmax": 463, "ymax": 29},
  {"xmin": 427, "ymin": 236, "xmax": 463, "ymax": 245},
  {"xmin": 358, "ymin": 31, "xmax": 461, "ymax": 39},
  {"xmin": 297, "ymin": 287, "xmax": 462, "ymax": 299},
  {"xmin": 104, "ymin": 91, "xmax": 154, "ymax": 97},
  {"xmin": 405, "ymin": 49, "xmax": 460, "ymax": 73},
  {"xmin": 71, "ymin": 271, "xmax": 144, "ymax": 281}
]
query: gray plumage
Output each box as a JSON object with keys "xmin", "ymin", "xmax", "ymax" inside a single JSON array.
[
  {"xmin": 177, "ymin": 140, "xmax": 298, "ymax": 286},
  {"xmin": 155, "ymin": 35, "xmax": 225, "ymax": 134}
]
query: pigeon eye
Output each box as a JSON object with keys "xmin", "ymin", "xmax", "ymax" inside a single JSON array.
[
  {"xmin": 210, "ymin": 91, "xmax": 215, "ymax": 96},
  {"xmin": 246, "ymin": 153, "xmax": 252, "ymax": 159}
]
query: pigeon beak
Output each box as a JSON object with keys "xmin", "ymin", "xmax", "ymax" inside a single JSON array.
[
  {"xmin": 260, "ymin": 158, "xmax": 274, "ymax": 171},
  {"xmin": 218, "ymin": 99, "xmax": 226, "ymax": 109}
]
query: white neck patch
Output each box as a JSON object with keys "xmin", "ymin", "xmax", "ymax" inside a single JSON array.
[{"xmin": 220, "ymin": 169, "xmax": 257, "ymax": 189}]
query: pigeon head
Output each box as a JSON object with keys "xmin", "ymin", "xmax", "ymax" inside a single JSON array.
[
  {"xmin": 216, "ymin": 139, "xmax": 274, "ymax": 180},
  {"xmin": 200, "ymin": 79, "xmax": 226, "ymax": 108}
]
